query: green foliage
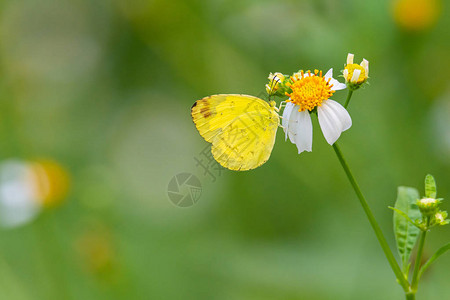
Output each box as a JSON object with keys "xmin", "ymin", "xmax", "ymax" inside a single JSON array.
[
  {"xmin": 0, "ymin": 0, "xmax": 449, "ymax": 298},
  {"xmin": 418, "ymin": 243, "xmax": 450, "ymax": 281},
  {"xmin": 393, "ymin": 187, "xmax": 421, "ymax": 273},
  {"xmin": 424, "ymin": 174, "xmax": 437, "ymax": 199}
]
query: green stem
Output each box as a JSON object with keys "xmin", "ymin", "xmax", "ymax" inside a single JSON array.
[
  {"xmin": 344, "ymin": 90, "xmax": 354, "ymax": 108},
  {"xmin": 332, "ymin": 143, "xmax": 410, "ymax": 292},
  {"xmin": 411, "ymin": 229, "xmax": 427, "ymax": 291},
  {"xmin": 406, "ymin": 292, "xmax": 416, "ymax": 300}
]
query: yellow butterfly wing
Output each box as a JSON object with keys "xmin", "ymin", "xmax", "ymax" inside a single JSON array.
[{"xmin": 191, "ymin": 94, "xmax": 279, "ymax": 171}]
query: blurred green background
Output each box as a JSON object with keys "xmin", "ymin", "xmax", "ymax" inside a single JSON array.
[{"xmin": 0, "ymin": 0, "xmax": 449, "ymax": 299}]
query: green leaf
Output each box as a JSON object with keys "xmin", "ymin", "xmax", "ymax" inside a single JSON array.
[
  {"xmin": 393, "ymin": 187, "xmax": 422, "ymax": 273},
  {"xmin": 418, "ymin": 243, "xmax": 450, "ymax": 280},
  {"xmin": 425, "ymin": 174, "xmax": 437, "ymax": 199},
  {"xmin": 389, "ymin": 207, "xmax": 421, "ymax": 230}
]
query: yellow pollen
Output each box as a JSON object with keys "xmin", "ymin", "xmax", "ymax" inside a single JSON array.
[
  {"xmin": 345, "ymin": 64, "xmax": 366, "ymax": 83},
  {"xmin": 286, "ymin": 70, "xmax": 334, "ymax": 112}
]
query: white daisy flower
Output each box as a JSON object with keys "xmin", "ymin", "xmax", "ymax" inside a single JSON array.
[{"xmin": 282, "ymin": 69, "xmax": 351, "ymax": 154}]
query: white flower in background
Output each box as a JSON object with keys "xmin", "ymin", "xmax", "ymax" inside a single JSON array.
[
  {"xmin": 0, "ymin": 159, "xmax": 69, "ymax": 228},
  {"xmin": 343, "ymin": 53, "xmax": 369, "ymax": 87},
  {"xmin": 282, "ymin": 69, "xmax": 351, "ymax": 153},
  {"xmin": 0, "ymin": 160, "xmax": 41, "ymax": 228}
]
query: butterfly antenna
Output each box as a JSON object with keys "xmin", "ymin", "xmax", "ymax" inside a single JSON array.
[{"xmin": 267, "ymin": 75, "xmax": 279, "ymax": 102}]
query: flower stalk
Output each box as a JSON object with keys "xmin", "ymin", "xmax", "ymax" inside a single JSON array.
[
  {"xmin": 411, "ymin": 228, "xmax": 427, "ymax": 292},
  {"xmin": 332, "ymin": 141, "xmax": 410, "ymax": 292},
  {"xmin": 344, "ymin": 89, "xmax": 353, "ymax": 108}
]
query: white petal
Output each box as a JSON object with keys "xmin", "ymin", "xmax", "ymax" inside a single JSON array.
[
  {"xmin": 292, "ymin": 72, "xmax": 301, "ymax": 81},
  {"xmin": 287, "ymin": 105, "xmax": 299, "ymax": 143},
  {"xmin": 343, "ymin": 69, "xmax": 349, "ymax": 82},
  {"xmin": 324, "ymin": 68, "xmax": 333, "ymax": 80},
  {"xmin": 273, "ymin": 74, "xmax": 283, "ymax": 83},
  {"xmin": 290, "ymin": 109, "xmax": 313, "ymax": 153},
  {"xmin": 361, "ymin": 59, "xmax": 369, "ymax": 77},
  {"xmin": 324, "ymin": 68, "xmax": 346, "ymax": 90},
  {"xmin": 318, "ymin": 99, "xmax": 352, "ymax": 145},
  {"xmin": 351, "ymin": 69, "xmax": 361, "ymax": 83},
  {"xmin": 329, "ymin": 78, "xmax": 347, "ymax": 91},
  {"xmin": 282, "ymin": 102, "xmax": 294, "ymax": 140},
  {"xmin": 347, "ymin": 53, "xmax": 354, "ymax": 65}
]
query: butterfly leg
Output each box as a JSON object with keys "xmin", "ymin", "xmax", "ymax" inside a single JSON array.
[
  {"xmin": 276, "ymin": 101, "xmax": 286, "ymax": 112},
  {"xmin": 278, "ymin": 115, "xmax": 286, "ymax": 130}
]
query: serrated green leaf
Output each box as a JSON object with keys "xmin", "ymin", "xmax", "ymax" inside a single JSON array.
[
  {"xmin": 393, "ymin": 187, "xmax": 422, "ymax": 273},
  {"xmin": 425, "ymin": 174, "xmax": 437, "ymax": 199}
]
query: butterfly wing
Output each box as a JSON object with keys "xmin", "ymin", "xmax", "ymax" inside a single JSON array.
[{"xmin": 191, "ymin": 94, "xmax": 279, "ymax": 171}]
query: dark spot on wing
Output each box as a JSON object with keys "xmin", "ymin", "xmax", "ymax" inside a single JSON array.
[{"xmin": 200, "ymin": 107, "xmax": 211, "ymax": 118}]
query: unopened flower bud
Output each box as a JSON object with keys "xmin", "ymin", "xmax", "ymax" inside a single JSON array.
[
  {"xmin": 434, "ymin": 211, "xmax": 449, "ymax": 226},
  {"xmin": 343, "ymin": 53, "xmax": 369, "ymax": 90},
  {"xmin": 417, "ymin": 197, "xmax": 440, "ymax": 216}
]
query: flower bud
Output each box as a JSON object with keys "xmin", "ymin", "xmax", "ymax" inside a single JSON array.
[
  {"xmin": 343, "ymin": 53, "xmax": 369, "ymax": 90},
  {"xmin": 434, "ymin": 211, "xmax": 449, "ymax": 226},
  {"xmin": 417, "ymin": 197, "xmax": 440, "ymax": 216}
]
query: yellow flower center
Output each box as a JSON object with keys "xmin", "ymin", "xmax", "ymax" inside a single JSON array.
[
  {"xmin": 344, "ymin": 64, "xmax": 366, "ymax": 83},
  {"xmin": 286, "ymin": 70, "xmax": 334, "ymax": 112}
]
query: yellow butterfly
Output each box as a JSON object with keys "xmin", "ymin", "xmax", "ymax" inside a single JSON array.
[{"xmin": 191, "ymin": 94, "xmax": 280, "ymax": 171}]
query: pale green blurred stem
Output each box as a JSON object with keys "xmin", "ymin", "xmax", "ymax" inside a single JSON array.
[
  {"xmin": 34, "ymin": 211, "xmax": 71, "ymax": 300},
  {"xmin": 332, "ymin": 143, "xmax": 410, "ymax": 292},
  {"xmin": 411, "ymin": 224, "xmax": 428, "ymax": 292}
]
